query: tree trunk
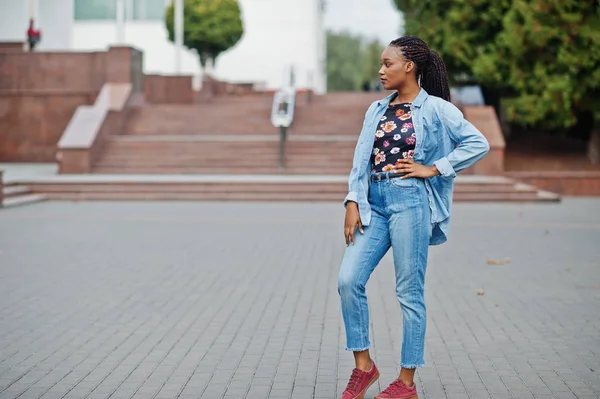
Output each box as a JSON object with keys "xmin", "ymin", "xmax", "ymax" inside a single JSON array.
[{"xmin": 588, "ymin": 129, "xmax": 600, "ymax": 164}]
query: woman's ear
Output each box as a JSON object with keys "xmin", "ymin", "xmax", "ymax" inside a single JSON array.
[{"xmin": 406, "ymin": 61, "xmax": 415, "ymax": 73}]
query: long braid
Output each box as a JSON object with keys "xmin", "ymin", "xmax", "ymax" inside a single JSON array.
[{"xmin": 389, "ymin": 36, "xmax": 451, "ymax": 102}]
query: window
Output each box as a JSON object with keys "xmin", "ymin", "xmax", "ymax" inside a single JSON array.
[
  {"xmin": 75, "ymin": 0, "xmax": 167, "ymax": 21},
  {"xmin": 129, "ymin": 0, "xmax": 167, "ymax": 20},
  {"xmin": 75, "ymin": 0, "xmax": 117, "ymax": 20}
]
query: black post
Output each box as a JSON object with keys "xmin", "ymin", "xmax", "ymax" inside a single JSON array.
[{"xmin": 279, "ymin": 126, "xmax": 287, "ymax": 168}]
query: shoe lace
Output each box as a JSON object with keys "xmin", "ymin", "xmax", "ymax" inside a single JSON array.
[
  {"xmin": 345, "ymin": 369, "xmax": 363, "ymax": 393},
  {"xmin": 381, "ymin": 379, "xmax": 408, "ymax": 395}
]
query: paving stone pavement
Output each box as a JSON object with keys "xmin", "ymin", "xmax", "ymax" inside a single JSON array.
[{"xmin": 0, "ymin": 199, "xmax": 599, "ymax": 399}]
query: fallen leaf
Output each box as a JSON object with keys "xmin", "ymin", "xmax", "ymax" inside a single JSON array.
[
  {"xmin": 575, "ymin": 285, "xmax": 600, "ymax": 290},
  {"xmin": 487, "ymin": 257, "xmax": 512, "ymax": 265}
]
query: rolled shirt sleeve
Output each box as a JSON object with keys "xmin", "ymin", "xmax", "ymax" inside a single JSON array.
[{"xmin": 433, "ymin": 157, "xmax": 456, "ymax": 178}]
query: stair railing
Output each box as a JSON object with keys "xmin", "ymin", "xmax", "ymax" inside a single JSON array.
[{"xmin": 271, "ymin": 85, "xmax": 296, "ymax": 168}]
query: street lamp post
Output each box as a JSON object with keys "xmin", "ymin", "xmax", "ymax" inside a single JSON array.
[
  {"xmin": 175, "ymin": 0, "xmax": 184, "ymax": 74},
  {"xmin": 29, "ymin": 0, "xmax": 37, "ymax": 20},
  {"xmin": 116, "ymin": 0, "xmax": 125, "ymax": 44}
]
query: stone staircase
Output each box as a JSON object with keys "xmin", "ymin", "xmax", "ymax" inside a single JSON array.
[
  {"xmin": 122, "ymin": 95, "xmax": 275, "ymax": 135},
  {"xmin": 20, "ymin": 92, "xmax": 553, "ymax": 203},
  {"xmin": 14, "ymin": 175, "xmax": 558, "ymax": 203},
  {"xmin": 292, "ymin": 92, "xmax": 383, "ymax": 135},
  {"xmin": 93, "ymin": 134, "xmax": 356, "ymax": 175},
  {"xmin": 121, "ymin": 92, "xmax": 380, "ymax": 136},
  {"xmin": 2, "ymin": 182, "xmax": 46, "ymax": 208}
]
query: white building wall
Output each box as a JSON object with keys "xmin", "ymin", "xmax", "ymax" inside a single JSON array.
[
  {"xmin": 0, "ymin": 0, "xmax": 327, "ymax": 93},
  {"xmin": 72, "ymin": 21, "xmax": 201, "ymax": 83},
  {"xmin": 0, "ymin": 1, "xmax": 28, "ymax": 43},
  {"xmin": 37, "ymin": 0, "xmax": 74, "ymax": 50},
  {"xmin": 215, "ymin": 0, "xmax": 326, "ymax": 93}
]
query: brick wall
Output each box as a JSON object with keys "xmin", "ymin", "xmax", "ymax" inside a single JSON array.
[
  {"xmin": 0, "ymin": 47, "xmax": 142, "ymax": 162},
  {"xmin": 506, "ymin": 171, "xmax": 600, "ymax": 196},
  {"xmin": 0, "ymin": 92, "xmax": 96, "ymax": 161},
  {"xmin": 144, "ymin": 75, "xmax": 193, "ymax": 104},
  {"xmin": 0, "ymin": 52, "xmax": 107, "ymax": 91},
  {"xmin": 0, "ymin": 42, "xmax": 25, "ymax": 52},
  {"xmin": 0, "ymin": 51, "xmax": 106, "ymax": 161}
]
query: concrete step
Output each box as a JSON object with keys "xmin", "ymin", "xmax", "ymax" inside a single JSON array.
[
  {"xmin": 21, "ymin": 175, "xmax": 560, "ymax": 203},
  {"xmin": 94, "ymin": 134, "xmax": 359, "ymax": 174},
  {"xmin": 123, "ymin": 98, "xmax": 275, "ymax": 135},
  {"xmin": 94, "ymin": 160, "xmax": 354, "ymax": 168},
  {"xmin": 37, "ymin": 191, "xmax": 557, "ymax": 202},
  {"xmin": 2, "ymin": 184, "xmax": 31, "ymax": 197},
  {"xmin": 91, "ymin": 166, "xmax": 354, "ymax": 174},
  {"xmin": 2, "ymin": 193, "xmax": 46, "ymax": 208},
  {"xmin": 121, "ymin": 93, "xmax": 380, "ymax": 136}
]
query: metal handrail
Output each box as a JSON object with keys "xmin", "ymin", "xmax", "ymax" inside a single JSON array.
[{"xmin": 271, "ymin": 86, "xmax": 296, "ymax": 167}]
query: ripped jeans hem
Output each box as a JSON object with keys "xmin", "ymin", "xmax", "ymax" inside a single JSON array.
[
  {"xmin": 400, "ymin": 362, "xmax": 425, "ymax": 369},
  {"xmin": 345, "ymin": 346, "xmax": 371, "ymax": 352}
]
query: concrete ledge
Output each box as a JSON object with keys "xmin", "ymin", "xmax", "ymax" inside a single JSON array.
[
  {"xmin": 57, "ymin": 83, "xmax": 132, "ymax": 173},
  {"xmin": 506, "ymin": 171, "xmax": 600, "ymax": 196},
  {"xmin": 58, "ymin": 106, "xmax": 108, "ymax": 149},
  {"xmin": 12, "ymin": 174, "xmax": 513, "ymax": 184},
  {"xmin": 0, "ymin": 89, "xmax": 98, "ymax": 97},
  {"xmin": 0, "ymin": 41, "xmax": 24, "ymax": 52}
]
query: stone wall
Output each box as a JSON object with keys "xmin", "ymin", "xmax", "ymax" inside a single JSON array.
[
  {"xmin": 144, "ymin": 75, "xmax": 193, "ymax": 104},
  {"xmin": 506, "ymin": 171, "xmax": 600, "ymax": 196},
  {"xmin": 0, "ymin": 47, "xmax": 141, "ymax": 162}
]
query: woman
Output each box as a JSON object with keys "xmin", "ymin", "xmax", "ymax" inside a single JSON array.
[{"xmin": 338, "ymin": 36, "xmax": 490, "ymax": 399}]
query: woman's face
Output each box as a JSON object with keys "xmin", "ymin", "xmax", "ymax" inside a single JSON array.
[{"xmin": 378, "ymin": 46, "xmax": 415, "ymax": 91}]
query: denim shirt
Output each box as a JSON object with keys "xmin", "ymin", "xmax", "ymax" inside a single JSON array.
[{"xmin": 344, "ymin": 88, "xmax": 490, "ymax": 245}]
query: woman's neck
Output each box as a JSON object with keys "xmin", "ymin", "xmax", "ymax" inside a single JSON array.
[{"xmin": 391, "ymin": 84, "xmax": 421, "ymax": 105}]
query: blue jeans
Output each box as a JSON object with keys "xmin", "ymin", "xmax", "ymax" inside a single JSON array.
[{"xmin": 338, "ymin": 174, "xmax": 431, "ymax": 368}]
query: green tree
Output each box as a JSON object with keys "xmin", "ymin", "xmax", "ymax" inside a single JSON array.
[
  {"xmin": 327, "ymin": 32, "xmax": 385, "ymax": 91},
  {"xmin": 392, "ymin": 0, "xmax": 511, "ymax": 92},
  {"xmin": 473, "ymin": 1, "xmax": 600, "ymax": 130},
  {"xmin": 327, "ymin": 31, "xmax": 364, "ymax": 91},
  {"xmin": 362, "ymin": 39, "xmax": 386, "ymax": 89},
  {"xmin": 165, "ymin": 0, "xmax": 244, "ymax": 68},
  {"xmin": 394, "ymin": 0, "xmax": 600, "ymax": 160}
]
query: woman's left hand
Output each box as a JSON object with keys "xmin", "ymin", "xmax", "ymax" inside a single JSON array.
[{"xmin": 393, "ymin": 159, "xmax": 440, "ymax": 179}]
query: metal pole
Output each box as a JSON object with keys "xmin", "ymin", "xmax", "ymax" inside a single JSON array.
[
  {"xmin": 175, "ymin": 0, "xmax": 184, "ymax": 74},
  {"xmin": 116, "ymin": 0, "xmax": 125, "ymax": 44},
  {"xmin": 29, "ymin": 0, "xmax": 36, "ymax": 19},
  {"xmin": 279, "ymin": 126, "xmax": 287, "ymax": 168}
]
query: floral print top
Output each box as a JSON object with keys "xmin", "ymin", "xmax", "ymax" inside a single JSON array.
[{"xmin": 370, "ymin": 102, "xmax": 416, "ymax": 173}]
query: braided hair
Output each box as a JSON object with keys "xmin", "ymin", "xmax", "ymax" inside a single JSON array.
[{"xmin": 389, "ymin": 36, "xmax": 451, "ymax": 102}]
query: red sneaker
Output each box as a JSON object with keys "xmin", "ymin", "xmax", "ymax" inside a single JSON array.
[
  {"xmin": 341, "ymin": 361, "xmax": 380, "ymax": 399},
  {"xmin": 375, "ymin": 378, "xmax": 418, "ymax": 399}
]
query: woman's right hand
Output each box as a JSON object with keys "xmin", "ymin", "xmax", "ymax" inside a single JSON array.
[{"xmin": 344, "ymin": 201, "xmax": 364, "ymax": 246}]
